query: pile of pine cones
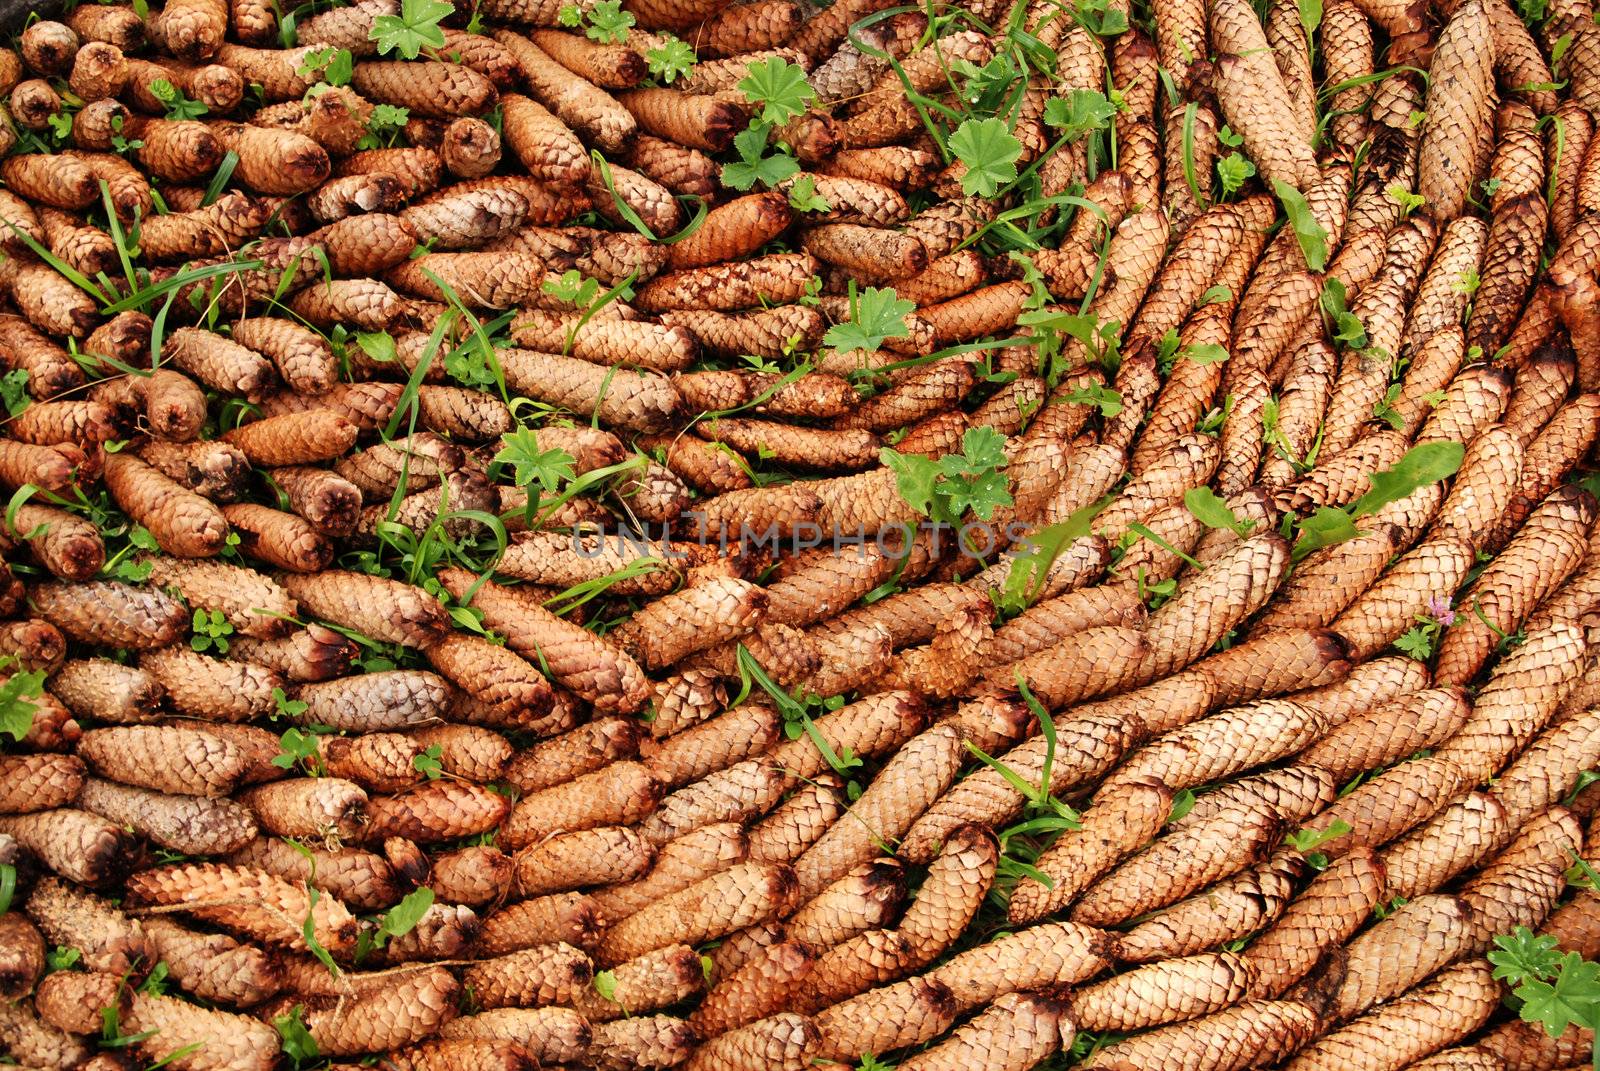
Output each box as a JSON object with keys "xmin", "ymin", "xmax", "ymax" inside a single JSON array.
[{"xmin": 0, "ymin": 0, "xmax": 1599, "ymax": 1066}]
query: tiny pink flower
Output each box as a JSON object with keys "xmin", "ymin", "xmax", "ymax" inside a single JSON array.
[{"xmin": 1426, "ymin": 594, "xmax": 1456, "ymax": 626}]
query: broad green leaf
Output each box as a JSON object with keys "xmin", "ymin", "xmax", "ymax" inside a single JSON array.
[
  {"xmin": 880, "ymin": 449, "xmax": 940, "ymax": 517},
  {"xmin": 822, "ymin": 285, "xmax": 914, "ymax": 353},
  {"xmin": 494, "ymin": 430, "xmax": 577, "ymax": 493},
  {"xmin": 1184, "ymin": 487, "xmax": 1257, "ymax": 536},
  {"xmin": 1298, "ymin": 0, "xmax": 1322, "ymax": 43},
  {"xmin": 1184, "ymin": 343, "xmax": 1229, "ymax": 365},
  {"xmin": 370, "ymin": 0, "xmax": 452, "ymax": 59},
  {"xmin": 1294, "ymin": 505, "xmax": 1361, "ymax": 555},
  {"xmin": 1491, "ymin": 927, "xmax": 1565, "ymax": 985},
  {"xmin": 1518, "ymin": 954, "xmax": 1600, "ymax": 1039},
  {"xmin": 1286, "ymin": 818, "xmax": 1351, "ymax": 852},
  {"xmin": 377, "ymin": 887, "xmax": 435, "ymax": 942},
  {"xmin": 1347, "ymin": 441, "xmax": 1465, "ymax": 519},
  {"xmin": 1271, "ymin": 178, "xmax": 1328, "ymax": 271},
  {"xmin": 593, "ymin": 969, "xmax": 619, "ymax": 1002},
  {"xmin": 273, "ymin": 1007, "xmax": 320, "ymax": 1067},
  {"xmin": 737, "ymin": 57, "xmax": 816, "ymax": 125},
  {"xmin": 721, "ymin": 123, "xmax": 800, "ymax": 191},
  {"xmin": 1216, "ymin": 152, "xmax": 1255, "ymax": 197},
  {"xmin": 949, "ymin": 117, "xmax": 1022, "ymax": 198},
  {"xmin": 646, "ymin": 37, "xmax": 696, "ymax": 82},
  {"xmin": 584, "ymin": 0, "xmax": 634, "ymax": 41},
  {"xmin": 1042, "ymin": 89, "xmax": 1116, "ymax": 140},
  {"xmin": 1000, "ymin": 495, "xmax": 1112, "ymax": 612},
  {"xmin": 0, "ymin": 668, "xmax": 44, "ymax": 743}
]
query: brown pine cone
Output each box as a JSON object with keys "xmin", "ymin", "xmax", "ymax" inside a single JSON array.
[
  {"xmin": 142, "ymin": 915, "xmax": 281, "ymax": 1007},
  {"xmin": 0, "ymin": 911, "xmax": 43, "ymax": 1001},
  {"xmin": 223, "ymin": 410, "xmax": 360, "ymax": 468},
  {"xmin": 228, "ymin": 624, "xmax": 355, "ymax": 682},
  {"xmin": 237, "ymin": 777, "xmax": 366, "ymax": 842},
  {"xmin": 980, "ymin": 624, "xmax": 1148, "ymax": 709},
  {"xmin": 1300, "ymin": 754, "xmax": 1475, "ymax": 859},
  {"xmin": 1436, "ymin": 486, "xmax": 1596, "ymax": 684},
  {"xmin": 1495, "ymin": 705, "xmax": 1600, "ymax": 827},
  {"xmin": 1, "ymin": 153, "xmax": 96, "ymax": 209},
  {"xmin": 3, "ymin": 504, "xmax": 103, "ymax": 581},
  {"xmin": 266, "ymin": 466, "xmax": 361, "ymax": 536},
  {"xmin": 144, "ymin": 557, "xmax": 295, "ymax": 639},
  {"xmin": 78, "ymin": 777, "xmax": 257, "ymax": 856},
  {"xmin": 1070, "ymin": 951, "xmax": 1256, "ymax": 1034},
  {"xmin": 1082, "ymin": 999, "xmax": 1321, "ymax": 1070},
  {"xmin": 139, "ymin": 440, "xmax": 251, "ymax": 502},
  {"xmin": 461, "ymin": 943, "xmax": 593, "ymax": 1010},
  {"xmin": 666, "ymin": 190, "xmax": 791, "ymax": 270},
  {"xmin": 1241, "ymin": 849, "xmax": 1386, "ymax": 998},
  {"xmin": 794, "ymin": 722, "xmax": 965, "ymax": 898},
  {"xmin": 403, "ymin": 724, "xmax": 513, "ymax": 783},
  {"xmin": 121, "ymin": 987, "xmax": 279, "ymax": 1071},
  {"xmin": 440, "ymin": 1007, "xmax": 591, "ymax": 1065},
  {"xmin": 689, "ymin": 939, "xmax": 815, "ymax": 1038},
  {"xmin": 267, "ymin": 966, "xmax": 458, "ymax": 1056},
  {"xmin": 1406, "ymin": 1048, "xmax": 1517, "ymax": 1071},
  {"xmin": 0, "ymin": 619, "xmax": 65, "ymax": 674},
  {"xmin": 33, "ymin": 969, "xmax": 122, "ymax": 1035},
  {"xmin": 896, "ymin": 823, "xmax": 996, "ymax": 968},
  {"xmin": 0, "ymin": 439, "xmax": 90, "ymax": 494},
  {"xmin": 590, "ymin": 821, "xmax": 749, "ymax": 924},
  {"xmin": 793, "ymin": 926, "xmax": 913, "ymax": 1012},
  {"xmin": 0, "ymin": 753, "xmax": 83, "ymax": 814},
  {"xmin": 292, "ymin": 670, "xmax": 451, "ymax": 732},
  {"xmin": 1432, "ymin": 621, "xmax": 1588, "ymax": 781},
  {"xmin": 77, "ymin": 724, "xmax": 247, "ymax": 796},
  {"xmin": 588, "ymin": 1014, "xmax": 699, "ymax": 1070},
  {"xmin": 422, "ymin": 846, "xmax": 511, "ymax": 909},
  {"xmin": 1331, "ymin": 893, "xmax": 1475, "ymax": 1021},
  {"xmin": 609, "ymin": 575, "xmax": 768, "ymax": 669},
  {"xmin": 1009, "ymin": 777, "xmax": 1172, "ymax": 925},
  {"xmin": 1257, "ymin": 526, "xmax": 1398, "ymax": 631},
  {"xmin": 424, "ymin": 631, "xmax": 554, "ymax": 730},
  {"xmin": 277, "ymin": 570, "xmax": 448, "ymax": 647},
  {"xmin": 598, "ymin": 861, "xmax": 796, "ymax": 965},
  {"xmin": 227, "ymin": 836, "xmax": 401, "ymax": 913},
  {"xmin": 440, "ymin": 569, "xmax": 652, "ymax": 713},
  {"xmin": 682, "ymin": 1012, "xmax": 819, "ymax": 1071},
  {"xmin": 1113, "ymin": 851, "xmax": 1307, "ymax": 964},
  {"xmin": 504, "ymin": 761, "xmax": 661, "ymax": 848},
  {"xmin": 124, "ymin": 862, "xmax": 358, "ymax": 955},
  {"xmin": 364, "ymin": 781, "xmax": 510, "ymax": 844},
  {"xmin": 783, "ymin": 862, "xmax": 902, "ymax": 955},
  {"xmin": 25, "ymin": 875, "xmax": 153, "ymax": 974},
  {"xmin": 1296, "ymin": 688, "xmax": 1471, "ymax": 783},
  {"xmin": 924, "ymin": 920, "xmax": 1109, "ymax": 1013},
  {"xmin": 1282, "ymin": 962, "xmax": 1498, "ymax": 1071},
  {"xmin": 1072, "ymin": 799, "xmax": 1285, "ymax": 928},
  {"xmin": 898, "ymin": 990, "xmax": 1068, "ymax": 1071},
  {"xmin": 99, "ymin": 451, "xmax": 228, "ymax": 557},
  {"xmin": 1378, "ymin": 792, "xmax": 1511, "ymax": 902},
  {"xmin": 0, "ymin": 314, "xmax": 85, "ymax": 399},
  {"xmin": 1106, "ymin": 698, "xmax": 1328, "ymax": 795},
  {"xmin": 496, "ymin": 531, "xmax": 679, "ymax": 596},
  {"xmin": 1329, "ymin": 536, "xmax": 1478, "ymax": 660},
  {"xmin": 1303, "ymin": 655, "xmax": 1431, "ymax": 725},
  {"xmin": 900, "ymin": 709, "xmax": 1141, "ymax": 863},
  {"xmin": 510, "ymin": 825, "xmax": 653, "ymax": 898},
  {"xmin": 318, "ymin": 733, "xmax": 424, "ymax": 794},
  {"xmin": 502, "ymin": 717, "xmax": 638, "ymax": 795},
  {"xmin": 813, "ymin": 976, "xmax": 957, "ymax": 1063}
]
